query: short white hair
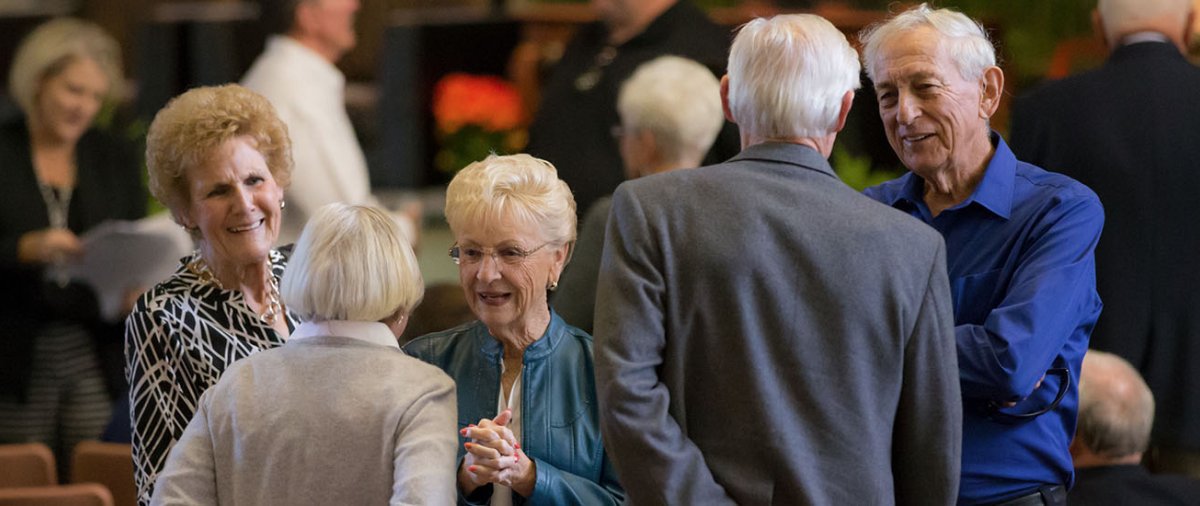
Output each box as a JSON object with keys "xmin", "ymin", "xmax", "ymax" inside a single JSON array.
[
  {"xmin": 8, "ymin": 17, "xmax": 124, "ymax": 118},
  {"xmin": 281, "ymin": 203, "xmax": 424, "ymax": 322},
  {"xmin": 617, "ymin": 56, "xmax": 724, "ymax": 165},
  {"xmin": 726, "ymin": 14, "xmax": 861, "ymax": 140},
  {"xmin": 1077, "ymin": 350, "xmax": 1156, "ymax": 458},
  {"xmin": 445, "ymin": 154, "xmax": 577, "ymax": 245},
  {"xmin": 1098, "ymin": 0, "xmax": 1192, "ymax": 43},
  {"xmin": 860, "ymin": 3, "xmax": 996, "ymax": 82}
]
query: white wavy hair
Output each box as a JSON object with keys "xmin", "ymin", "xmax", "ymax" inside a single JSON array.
[
  {"xmin": 860, "ymin": 3, "xmax": 997, "ymax": 82},
  {"xmin": 445, "ymin": 153, "xmax": 577, "ymax": 245},
  {"xmin": 726, "ymin": 14, "xmax": 861, "ymax": 140}
]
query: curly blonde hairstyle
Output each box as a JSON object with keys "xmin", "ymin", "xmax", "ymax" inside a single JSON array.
[
  {"xmin": 445, "ymin": 154, "xmax": 576, "ymax": 245},
  {"xmin": 8, "ymin": 17, "xmax": 124, "ymax": 118},
  {"xmin": 145, "ymin": 84, "xmax": 293, "ymax": 215}
]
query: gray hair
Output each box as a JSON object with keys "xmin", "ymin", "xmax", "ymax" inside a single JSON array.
[
  {"xmin": 860, "ymin": 3, "xmax": 997, "ymax": 82},
  {"xmin": 1098, "ymin": 0, "xmax": 1192, "ymax": 44},
  {"xmin": 726, "ymin": 14, "xmax": 861, "ymax": 141},
  {"xmin": 617, "ymin": 56, "xmax": 724, "ymax": 165},
  {"xmin": 445, "ymin": 154, "xmax": 577, "ymax": 245},
  {"xmin": 8, "ymin": 17, "xmax": 124, "ymax": 118},
  {"xmin": 1077, "ymin": 350, "xmax": 1156, "ymax": 458},
  {"xmin": 281, "ymin": 203, "xmax": 424, "ymax": 322}
]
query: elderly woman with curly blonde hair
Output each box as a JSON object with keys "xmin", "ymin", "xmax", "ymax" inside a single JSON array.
[
  {"xmin": 404, "ymin": 154, "xmax": 623, "ymax": 505},
  {"xmin": 125, "ymin": 84, "xmax": 297, "ymax": 505}
]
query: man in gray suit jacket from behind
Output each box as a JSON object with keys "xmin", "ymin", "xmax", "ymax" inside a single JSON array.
[{"xmin": 594, "ymin": 14, "xmax": 962, "ymax": 505}]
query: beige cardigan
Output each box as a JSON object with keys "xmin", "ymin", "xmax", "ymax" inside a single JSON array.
[{"xmin": 151, "ymin": 322, "xmax": 457, "ymax": 505}]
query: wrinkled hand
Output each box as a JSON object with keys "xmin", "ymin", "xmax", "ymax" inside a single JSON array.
[
  {"xmin": 1002, "ymin": 374, "xmax": 1046, "ymax": 408},
  {"xmin": 457, "ymin": 409, "xmax": 536, "ymax": 497},
  {"xmin": 18, "ymin": 228, "xmax": 82, "ymax": 265}
]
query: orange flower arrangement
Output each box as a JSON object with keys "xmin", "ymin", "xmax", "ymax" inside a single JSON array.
[{"xmin": 432, "ymin": 73, "xmax": 527, "ymax": 174}]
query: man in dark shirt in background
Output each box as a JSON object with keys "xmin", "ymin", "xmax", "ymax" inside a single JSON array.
[{"xmin": 526, "ymin": 0, "xmax": 736, "ymax": 215}]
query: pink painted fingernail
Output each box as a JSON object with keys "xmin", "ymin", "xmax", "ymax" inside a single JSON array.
[
  {"xmin": 464, "ymin": 442, "xmax": 473, "ymax": 449},
  {"xmin": 468, "ymin": 465, "xmax": 477, "ymax": 472},
  {"xmin": 515, "ymin": 443, "xmax": 521, "ymax": 450}
]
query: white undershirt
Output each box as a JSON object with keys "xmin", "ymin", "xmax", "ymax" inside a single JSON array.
[{"xmin": 491, "ymin": 362, "xmax": 523, "ymax": 506}]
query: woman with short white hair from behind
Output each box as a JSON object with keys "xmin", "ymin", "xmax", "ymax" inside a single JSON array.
[{"xmin": 151, "ymin": 203, "xmax": 458, "ymax": 506}]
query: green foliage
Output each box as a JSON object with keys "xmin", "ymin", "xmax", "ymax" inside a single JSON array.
[
  {"xmin": 852, "ymin": 0, "xmax": 1097, "ymax": 83},
  {"xmin": 831, "ymin": 144, "xmax": 903, "ymax": 191},
  {"xmin": 94, "ymin": 101, "xmax": 165, "ymax": 215}
]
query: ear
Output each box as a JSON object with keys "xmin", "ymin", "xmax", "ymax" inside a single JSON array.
[
  {"xmin": 549, "ymin": 241, "xmax": 570, "ymax": 282},
  {"xmin": 382, "ymin": 310, "xmax": 408, "ymax": 339},
  {"xmin": 720, "ymin": 74, "xmax": 736, "ymax": 124},
  {"xmin": 833, "ymin": 90, "xmax": 854, "ymax": 133},
  {"xmin": 1092, "ymin": 9, "xmax": 1112, "ymax": 50},
  {"xmin": 632, "ymin": 129, "xmax": 661, "ymax": 177},
  {"xmin": 1184, "ymin": 10, "xmax": 1196, "ymax": 50},
  {"xmin": 173, "ymin": 207, "xmax": 196, "ymax": 231},
  {"xmin": 978, "ymin": 66, "xmax": 1004, "ymax": 120},
  {"xmin": 292, "ymin": 1, "xmax": 318, "ymax": 37}
]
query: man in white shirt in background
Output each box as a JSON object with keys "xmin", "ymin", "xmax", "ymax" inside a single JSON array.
[{"xmin": 243, "ymin": 0, "xmax": 415, "ymax": 246}]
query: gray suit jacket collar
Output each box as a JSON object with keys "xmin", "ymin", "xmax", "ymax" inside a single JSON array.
[{"xmin": 727, "ymin": 141, "xmax": 839, "ymax": 181}]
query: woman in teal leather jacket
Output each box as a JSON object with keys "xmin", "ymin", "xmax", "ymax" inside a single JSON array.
[{"xmin": 404, "ymin": 154, "xmax": 623, "ymax": 505}]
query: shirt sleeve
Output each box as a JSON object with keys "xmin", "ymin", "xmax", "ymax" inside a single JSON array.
[
  {"xmin": 893, "ymin": 240, "xmax": 962, "ymax": 506},
  {"xmin": 391, "ymin": 373, "xmax": 458, "ymax": 506},
  {"xmin": 956, "ymin": 194, "xmax": 1104, "ymax": 401},
  {"xmin": 592, "ymin": 185, "xmax": 735, "ymax": 505},
  {"xmin": 148, "ymin": 390, "xmax": 218, "ymax": 506},
  {"xmin": 126, "ymin": 300, "xmax": 182, "ymax": 506}
]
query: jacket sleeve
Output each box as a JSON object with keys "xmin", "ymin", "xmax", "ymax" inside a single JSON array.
[
  {"xmin": 126, "ymin": 299, "xmax": 182, "ymax": 506},
  {"xmin": 391, "ymin": 372, "xmax": 459, "ymax": 506},
  {"xmin": 592, "ymin": 185, "xmax": 735, "ymax": 504},
  {"xmin": 893, "ymin": 240, "xmax": 962, "ymax": 506},
  {"xmin": 525, "ymin": 449, "xmax": 624, "ymax": 505},
  {"xmin": 956, "ymin": 194, "xmax": 1104, "ymax": 401},
  {"xmin": 148, "ymin": 390, "xmax": 218, "ymax": 505}
]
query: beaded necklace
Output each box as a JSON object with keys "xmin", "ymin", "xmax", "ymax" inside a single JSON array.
[{"xmin": 186, "ymin": 256, "xmax": 282, "ymax": 325}]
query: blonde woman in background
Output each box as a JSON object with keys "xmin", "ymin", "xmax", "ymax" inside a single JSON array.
[{"xmin": 0, "ymin": 17, "xmax": 145, "ymax": 476}]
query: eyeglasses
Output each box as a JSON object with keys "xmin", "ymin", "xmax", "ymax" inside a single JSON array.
[{"xmin": 449, "ymin": 242, "xmax": 551, "ymax": 266}]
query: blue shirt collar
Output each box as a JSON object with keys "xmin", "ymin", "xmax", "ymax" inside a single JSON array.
[{"xmin": 893, "ymin": 131, "xmax": 1015, "ymax": 220}]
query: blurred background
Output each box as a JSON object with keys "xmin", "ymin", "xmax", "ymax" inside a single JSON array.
[{"xmin": 2, "ymin": 0, "xmax": 1197, "ymax": 287}]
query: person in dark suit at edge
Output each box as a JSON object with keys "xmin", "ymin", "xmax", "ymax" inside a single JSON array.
[{"xmin": 1009, "ymin": 0, "xmax": 1200, "ymax": 479}]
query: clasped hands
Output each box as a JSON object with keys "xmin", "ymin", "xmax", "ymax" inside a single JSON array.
[{"xmin": 458, "ymin": 409, "xmax": 536, "ymax": 497}]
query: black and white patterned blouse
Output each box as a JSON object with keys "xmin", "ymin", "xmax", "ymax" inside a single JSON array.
[{"xmin": 125, "ymin": 249, "xmax": 298, "ymax": 506}]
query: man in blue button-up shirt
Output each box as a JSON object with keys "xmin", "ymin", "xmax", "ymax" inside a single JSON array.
[{"xmin": 860, "ymin": 4, "xmax": 1104, "ymax": 505}]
